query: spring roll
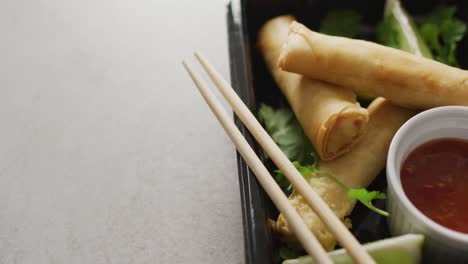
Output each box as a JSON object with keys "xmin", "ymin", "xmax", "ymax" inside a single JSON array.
[
  {"xmin": 276, "ymin": 98, "xmax": 415, "ymax": 250},
  {"xmin": 259, "ymin": 16, "xmax": 369, "ymax": 160},
  {"xmin": 279, "ymin": 21, "xmax": 468, "ymax": 109}
]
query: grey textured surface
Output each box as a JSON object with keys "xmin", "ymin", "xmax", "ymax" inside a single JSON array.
[{"xmin": 0, "ymin": 0, "xmax": 244, "ymax": 263}]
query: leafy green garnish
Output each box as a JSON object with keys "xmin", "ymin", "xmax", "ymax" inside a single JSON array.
[
  {"xmin": 279, "ymin": 245, "xmax": 302, "ymax": 260},
  {"xmin": 347, "ymin": 189, "xmax": 389, "ymax": 217},
  {"xmin": 258, "ymin": 104, "xmax": 387, "ymax": 216},
  {"xmin": 276, "ymin": 161, "xmax": 389, "ymax": 216},
  {"xmin": 418, "ymin": 6, "xmax": 467, "ymax": 66},
  {"xmin": 320, "ymin": 9, "xmax": 362, "ymax": 38},
  {"xmin": 274, "ymin": 154, "xmax": 320, "ymax": 194},
  {"xmin": 274, "ymin": 165, "xmax": 294, "ymax": 194},
  {"xmin": 378, "ymin": 3, "xmax": 466, "ymax": 66},
  {"xmin": 258, "ymin": 104, "xmax": 317, "ymax": 165}
]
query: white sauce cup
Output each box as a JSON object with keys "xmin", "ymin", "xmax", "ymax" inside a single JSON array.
[{"xmin": 387, "ymin": 106, "xmax": 468, "ymax": 263}]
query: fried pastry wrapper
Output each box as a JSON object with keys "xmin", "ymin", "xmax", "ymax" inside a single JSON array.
[
  {"xmin": 279, "ymin": 21, "xmax": 468, "ymax": 109},
  {"xmin": 259, "ymin": 16, "xmax": 369, "ymax": 160}
]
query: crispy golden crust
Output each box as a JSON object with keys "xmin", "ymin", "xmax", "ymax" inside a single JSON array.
[
  {"xmin": 276, "ymin": 98, "xmax": 416, "ymax": 250},
  {"xmin": 258, "ymin": 16, "xmax": 369, "ymax": 160},
  {"xmin": 279, "ymin": 22, "xmax": 468, "ymax": 109}
]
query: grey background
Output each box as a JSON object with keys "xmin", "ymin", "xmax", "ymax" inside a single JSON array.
[{"xmin": 0, "ymin": 0, "xmax": 244, "ymax": 263}]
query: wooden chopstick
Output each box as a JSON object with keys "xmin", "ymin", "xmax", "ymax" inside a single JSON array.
[
  {"xmin": 183, "ymin": 60, "xmax": 332, "ymax": 264},
  {"xmin": 194, "ymin": 51, "xmax": 376, "ymax": 264}
]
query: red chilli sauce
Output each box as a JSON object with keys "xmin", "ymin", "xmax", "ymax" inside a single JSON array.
[{"xmin": 400, "ymin": 138, "xmax": 468, "ymax": 234}]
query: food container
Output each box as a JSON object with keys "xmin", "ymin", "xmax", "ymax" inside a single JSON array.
[
  {"xmin": 387, "ymin": 106, "xmax": 468, "ymax": 263},
  {"xmin": 226, "ymin": 0, "xmax": 468, "ymax": 263}
]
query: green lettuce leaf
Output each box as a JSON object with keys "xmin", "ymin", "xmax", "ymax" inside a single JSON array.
[
  {"xmin": 258, "ymin": 104, "xmax": 317, "ymax": 165},
  {"xmin": 418, "ymin": 6, "xmax": 467, "ymax": 66}
]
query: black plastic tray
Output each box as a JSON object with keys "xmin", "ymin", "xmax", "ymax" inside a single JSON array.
[{"xmin": 226, "ymin": 1, "xmax": 468, "ymax": 263}]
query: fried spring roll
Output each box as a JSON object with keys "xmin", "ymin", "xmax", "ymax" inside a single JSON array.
[
  {"xmin": 278, "ymin": 21, "xmax": 468, "ymax": 109},
  {"xmin": 259, "ymin": 16, "xmax": 369, "ymax": 160},
  {"xmin": 276, "ymin": 98, "xmax": 415, "ymax": 250}
]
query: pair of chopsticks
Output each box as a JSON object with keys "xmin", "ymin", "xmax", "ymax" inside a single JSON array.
[{"xmin": 183, "ymin": 52, "xmax": 375, "ymax": 264}]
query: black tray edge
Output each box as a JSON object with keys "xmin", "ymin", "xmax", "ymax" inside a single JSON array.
[{"xmin": 227, "ymin": 1, "xmax": 274, "ymax": 263}]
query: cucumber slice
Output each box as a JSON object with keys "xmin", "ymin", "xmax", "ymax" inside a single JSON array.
[
  {"xmin": 359, "ymin": 0, "xmax": 433, "ymax": 100},
  {"xmin": 283, "ymin": 234, "xmax": 424, "ymax": 264},
  {"xmin": 382, "ymin": 0, "xmax": 433, "ymax": 58}
]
